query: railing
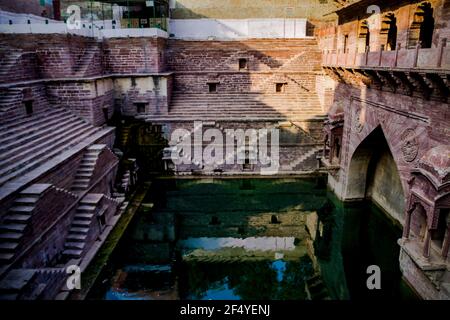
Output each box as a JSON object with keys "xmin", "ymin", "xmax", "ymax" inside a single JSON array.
[{"xmin": 322, "ymin": 39, "xmax": 449, "ymax": 70}]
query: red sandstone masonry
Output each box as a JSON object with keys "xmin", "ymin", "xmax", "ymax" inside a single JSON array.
[
  {"xmin": 15, "ymin": 187, "xmax": 78, "ymax": 269},
  {"xmin": 103, "ymin": 37, "xmax": 166, "ymax": 74},
  {"xmin": 329, "ymin": 83, "xmax": 449, "ymax": 200}
]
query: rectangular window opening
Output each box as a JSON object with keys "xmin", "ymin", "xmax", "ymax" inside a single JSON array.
[
  {"xmin": 24, "ymin": 100, "xmax": 33, "ymax": 115},
  {"xmin": 239, "ymin": 58, "xmax": 247, "ymax": 70},
  {"xmin": 275, "ymin": 83, "xmax": 286, "ymax": 93},
  {"xmin": 208, "ymin": 83, "xmax": 217, "ymax": 93},
  {"xmin": 136, "ymin": 103, "xmax": 146, "ymax": 114}
]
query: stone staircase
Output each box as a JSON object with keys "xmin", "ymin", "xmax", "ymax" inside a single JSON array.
[
  {"xmin": 0, "ymin": 184, "xmax": 78, "ymax": 267},
  {"xmin": 63, "ymin": 194, "xmax": 103, "ymax": 259},
  {"xmin": 141, "ymin": 92, "xmax": 324, "ymax": 122},
  {"xmin": 73, "ymin": 45, "xmax": 101, "ymax": 77},
  {"xmin": 0, "ymin": 184, "xmax": 52, "ymax": 265},
  {"xmin": 71, "ymin": 145, "xmax": 104, "ymax": 193},
  {"xmin": 0, "ymin": 268, "xmax": 66, "ymax": 300},
  {"xmin": 0, "ymin": 88, "xmax": 23, "ymax": 114},
  {"xmin": 0, "ymin": 107, "xmax": 113, "ymax": 188},
  {"xmin": 280, "ymin": 146, "xmax": 322, "ymax": 171},
  {"xmin": 0, "ymin": 50, "xmax": 22, "ymax": 80}
]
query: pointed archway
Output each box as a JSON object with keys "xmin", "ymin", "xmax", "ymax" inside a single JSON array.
[{"xmin": 345, "ymin": 126, "xmax": 405, "ymax": 222}]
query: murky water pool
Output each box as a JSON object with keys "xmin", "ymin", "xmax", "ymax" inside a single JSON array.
[{"xmin": 89, "ymin": 178, "xmax": 418, "ymax": 300}]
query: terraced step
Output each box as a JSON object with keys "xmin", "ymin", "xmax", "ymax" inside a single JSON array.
[
  {"xmin": 0, "ymin": 223, "xmax": 27, "ymax": 232},
  {"xmin": 0, "ymin": 120, "xmax": 90, "ymax": 165},
  {"xmin": 0, "ymin": 253, "xmax": 14, "ymax": 263},
  {"xmin": 0, "ymin": 242, "xmax": 19, "ymax": 251},
  {"xmin": 13, "ymin": 197, "xmax": 39, "ymax": 205},
  {"xmin": 77, "ymin": 205, "xmax": 96, "ymax": 212},
  {"xmin": 62, "ymin": 249, "xmax": 82, "ymax": 258},
  {"xmin": 0, "ymin": 107, "xmax": 65, "ymax": 129},
  {"xmin": 65, "ymin": 242, "xmax": 85, "ymax": 250},
  {"xmin": 0, "ymin": 232, "xmax": 22, "ymax": 240},
  {"xmin": 72, "ymin": 220, "xmax": 91, "ymax": 227},
  {"xmin": 0, "ymin": 126, "xmax": 100, "ymax": 186},
  {"xmin": 4, "ymin": 214, "xmax": 31, "ymax": 224},
  {"xmin": 70, "ymin": 227, "xmax": 89, "ymax": 234},
  {"xmin": 66, "ymin": 234, "xmax": 87, "ymax": 241},
  {"xmin": 74, "ymin": 213, "xmax": 94, "ymax": 220},
  {"xmin": 9, "ymin": 206, "xmax": 34, "ymax": 213},
  {"xmin": 0, "ymin": 113, "xmax": 76, "ymax": 146}
]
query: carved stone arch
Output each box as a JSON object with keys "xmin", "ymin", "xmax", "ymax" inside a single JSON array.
[
  {"xmin": 408, "ymin": 2, "xmax": 435, "ymax": 49},
  {"xmin": 380, "ymin": 13, "xmax": 397, "ymax": 51},
  {"xmin": 357, "ymin": 20, "xmax": 370, "ymax": 53},
  {"xmin": 345, "ymin": 125, "xmax": 406, "ymax": 221}
]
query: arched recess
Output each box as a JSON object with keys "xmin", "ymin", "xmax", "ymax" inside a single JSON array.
[
  {"xmin": 345, "ymin": 126, "xmax": 405, "ymax": 221},
  {"xmin": 408, "ymin": 2, "xmax": 435, "ymax": 48},
  {"xmin": 402, "ymin": 145, "xmax": 450, "ymax": 259},
  {"xmin": 380, "ymin": 13, "xmax": 397, "ymax": 51},
  {"xmin": 357, "ymin": 20, "xmax": 370, "ymax": 53}
]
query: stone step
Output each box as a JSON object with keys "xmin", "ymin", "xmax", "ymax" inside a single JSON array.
[
  {"xmin": 14, "ymin": 197, "xmax": 39, "ymax": 205},
  {"xmin": 0, "ymin": 113, "xmax": 76, "ymax": 146},
  {"xmin": 73, "ymin": 178, "xmax": 90, "ymax": 184},
  {"xmin": 81, "ymin": 159, "xmax": 97, "ymax": 164},
  {"xmin": 0, "ymin": 107, "xmax": 65, "ymax": 130},
  {"xmin": 0, "ymin": 223, "xmax": 26, "ymax": 232},
  {"xmin": 9, "ymin": 206, "xmax": 34, "ymax": 213},
  {"xmin": 69, "ymin": 227, "xmax": 89, "ymax": 234},
  {"xmin": 75, "ymin": 172, "xmax": 92, "ymax": 179},
  {"xmin": 77, "ymin": 204, "xmax": 96, "ymax": 212},
  {"xmin": 66, "ymin": 234, "xmax": 87, "ymax": 241},
  {"xmin": 0, "ymin": 126, "xmax": 100, "ymax": 186},
  {"xmin": 74, "ymin": 213, "xmax": 94, "ymax": 220},
  {"xmin": 71, "ymin": 186, "xmax": 88, "ymax": 191},
  {"xmin": 0, "ymin": 253, "xmax": 14, "ymax": 263},
  {"xmin": 79, "ymin": 164, "xmax": 95, "ymax": 170},
  {"xmin": 0, "ymin": 118, "xmax": 86, "ymax": 162},
  {"xmin": 167, "ymin": 109, "xmax": 322, "ymax": 114},
  {"xmin": 0, "ymin": 242, "xmax": 19, "ymax": 251},
  {"xmin": 0, "ymin": 232, "xmax": 22, "ymax": 240},
  {"xmin": 72, "ymin": 220, "xmax": 91, "ymax": 227},
  {"xmin": 4, "ymin": 214, "xmax": 31, "ymax": 224},
  {"xmin": 62, "ymin": 249, "xmax": 82, "ymax": 258},
  {"xmin": 64, "ymin": 242, "xmax": 85, "ymax": 250}
]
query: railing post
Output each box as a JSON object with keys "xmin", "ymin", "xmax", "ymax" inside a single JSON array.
[
  {"xmin": 394, "ymin": 43, "xmax": 401, "ymax": 67},
  {"xmin": 365, "ymin": 46, "xmax": 369, "ymax": 65},
  {"xmin": 437, "ymin": 38, "xmax": 447, "ymax": 68},
  {"xmin": 379, "ymin": 44, "xmax": 384, "ymax": 66},
  {"xmin": 413, "ymin": 41, "xmax": 422, "ymax": 68}
]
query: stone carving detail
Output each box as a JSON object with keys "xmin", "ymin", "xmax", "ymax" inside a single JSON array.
[
  {"xmin": 401, "ymin": 129, "xmax": 419, "ymax": 162},
  {"xmin": 354, "ymin": 108, "xmax": 364, "ymax": 133}
]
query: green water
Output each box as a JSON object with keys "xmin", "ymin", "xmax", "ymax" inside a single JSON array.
[{"xmin": 89, "ymin": 178, "xmax": 418, "ymax": 300}]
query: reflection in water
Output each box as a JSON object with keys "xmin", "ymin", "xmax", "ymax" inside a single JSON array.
[{"xmin": 89, "ymin": 178, "xmax": 417, "ymax": 300}]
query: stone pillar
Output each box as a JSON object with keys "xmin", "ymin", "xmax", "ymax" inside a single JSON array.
[
  {"xmin": 403, "ymin": 208, "xmax": 412, "ymax": 239},
  {"xmin": 423, "ymin": 229, "xmax": 431, "ymax": 258},
  {"xmin": 437, "ymin": 38, "xmax": 447, "ymax": 68},
  {"xmin": 442, "ymin": 225, "xmax": 450, "ymax": 259},
  {"xmin": 413, "ymin": 41, "xmax": 422, "ymax": 68},
  {"xmin": 394, "ymin": 43, "xmax": 401, "ymax": 67}
]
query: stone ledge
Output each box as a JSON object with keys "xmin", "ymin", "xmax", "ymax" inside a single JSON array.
[{"xmin": 398, "ymin": 238, "xmax": 448, "ymax": 271}]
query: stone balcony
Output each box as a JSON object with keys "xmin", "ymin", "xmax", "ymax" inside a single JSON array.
[
  {"xmin": 321, "ymin": 40, "xmax": 450, "ymax": 101},
  {"xmin": 323, "ymin": 41, "xmax": 449, "ymax": 71}
]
